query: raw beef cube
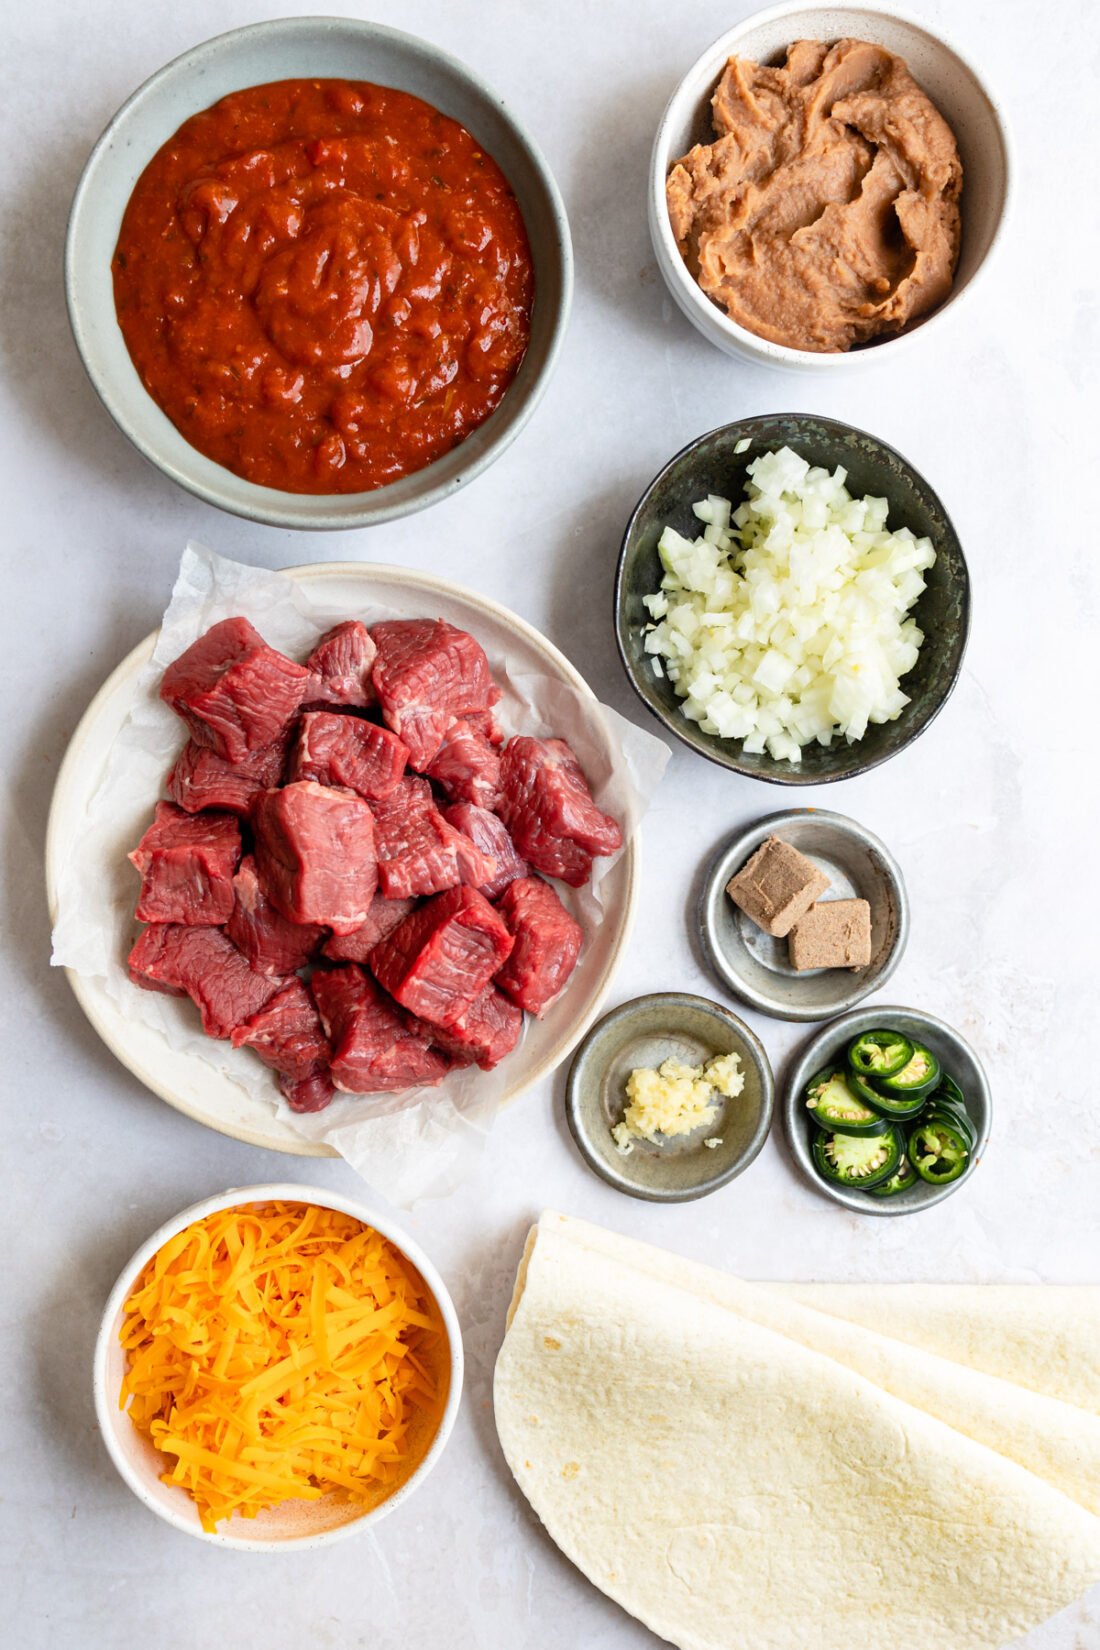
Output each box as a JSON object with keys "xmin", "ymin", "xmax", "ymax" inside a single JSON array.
[
  {"xmin": 494, "ymin": 876, "xmax": 583, "ymax": 1017},
  {"xmin": 321, "ymin": 893, "xmax": 418, "ymax": 963},
  {"xmin": 443, "ymin": 802, "xmax": 528, "ymax": 900},
  {"xmin": 128, "ymin": 923, "xmax": 285, "ymax": 1039},
  {"xmin": 128, "ymin": 801, "xmax": 241, "ymax": 925},
  {"xmin": 225, "ymin": 855, "xmax": 326, "ymax": 975},
  {"xmin": 497, "ymin": 737, "xmax": 624, "ymax": 887},
  {"xmin": 370, "ymin": 619, "xmax": 500, "ymax": 770},
  {"xmin": 280, "ymin": 1069, "xmax": 336, "ymax": 1113},
  {"xmin": 465, "ymin": 707, "xmax": 504, "ymax": 746},
  {"xmin": 252, "ymin": 780, "xmax": 377, "ymax": 936},
  {"xmin": 425, "ymin": 717, "xmax": 502, "ymax": 809},
  {"xmin": 426, "ymin": 984, "xmax": 523, "ymax": 1069},
  {"xmin": 231, "ymin": 978, "xmax": 331, "ymax": 1080},
  {"xmin": 310, "ymin": 965, "xmax": 452, "ymax": 1094},
  {"xmin": 372, "ymin": 778, "xmax": 493, "ymax": 899},
  {"xmin": 370, "ymin": 885, "xmax": 514, "ymax": 1028},
  {"xmin": 166, "ymin": 737, "xmax": 288, "ymax": 815},
  {"xmin": 304, "ymin": 621, "xmax": 377, "ymax": 708},
  {"xmin": 160, "ymin": 617, "xmax": 312, "ymax": 763},
  {"xmin": 290, "ymin": 711, "xmax": 408, "ymax": 801}
]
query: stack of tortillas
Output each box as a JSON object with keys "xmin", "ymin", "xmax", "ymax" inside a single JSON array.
[{"xmin": 494, "ymin": 1212, "xmax": 1100, "ymax": 1650}]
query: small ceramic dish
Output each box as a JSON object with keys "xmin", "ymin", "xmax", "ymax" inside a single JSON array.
[
  {"xmin": 783, "ymin": 1007, "xmax": 991, "ymax": 1215},
  {"xmin": 93, "ymin": 1183, "xmax": 463, "ymax": 1548},
  {"xmin": 65, "ymin": 17, "xmax": 572, "ymax": 529},
  {"xmin": 615, "ymin": 414, "xmax": 969, "ymax": 784},
  {"xmin": 700, "ymin": 810, "xmax": 908, "ymax": 1021},
  {"xmin": 565, "ymin": 993, "xmax": 773, "ymax": 1202},
  {"xmin": 649, "ymin": 2, "xmax": 1011, "ymax": 371}
]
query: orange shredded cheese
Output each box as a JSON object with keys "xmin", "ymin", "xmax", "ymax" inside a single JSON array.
[{"xmin": 119, "ymin": 1202, "xmax": 446, "ymax": 1533}]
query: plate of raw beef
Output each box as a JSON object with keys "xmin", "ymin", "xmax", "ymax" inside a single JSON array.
[{"xmin": 47, "ymin": 561, "xmax": 643, "ymax": 1159}]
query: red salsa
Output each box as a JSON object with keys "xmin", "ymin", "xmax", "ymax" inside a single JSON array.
[{"xmin": 112, "ymin": 80, "xmax": 534, "ymax": 494}]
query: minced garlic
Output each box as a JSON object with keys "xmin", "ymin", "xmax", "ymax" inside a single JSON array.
[{"xmin": 611, "ymin": 1052, "xmax": 743, "ymax": 1153}]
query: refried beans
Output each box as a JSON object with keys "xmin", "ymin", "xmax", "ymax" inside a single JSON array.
[{"xmin": 666, "ymin": 39, "xmax": 962, "ymax": 353}]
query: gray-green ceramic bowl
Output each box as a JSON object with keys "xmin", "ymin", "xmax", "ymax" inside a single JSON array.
[
  {"xmin": 65, "ymin": 17, "xmax": 572, "ymax": 530},
  {"xmin": 615, "ymin": 416, "xmax": 969, "ymax": 783},
  {"xmin": 700, "ymin": 809, "xmax": 908, "ymax": 1021},
  {"xmin": 565, "ymin": 993, "xmax": 773, "ymax": 1202},
  {"xmin": 783, "ymin": 1005, "xmax": 991, "ymax": 1215}
]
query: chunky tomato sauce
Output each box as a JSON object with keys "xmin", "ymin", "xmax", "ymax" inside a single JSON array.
[{"xmin": 113, "ymin": 80, "xmax": 534, "ymax": 494}]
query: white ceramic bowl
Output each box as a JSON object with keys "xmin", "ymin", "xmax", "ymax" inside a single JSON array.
[
  {"xmin": 66, "ymin": 17, "xmax": 572, "ymax": 528},
  {"xmin": 93, "ymin": 1184, "xmax": 463, "ymax": 1548},
  {"xmin": 649, "ymin": 3, "xmax": 1011, "ymax": 371}
]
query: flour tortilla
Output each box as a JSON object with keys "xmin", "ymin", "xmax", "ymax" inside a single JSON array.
[
  {"xmin": 495, "ymin": 1213, "xmax": 1100, "ymax": 1650},
  {"xmin": 514, "ymin": 1214, "xmax": 1100, "ymax": 1515},
  {"xmin": 770, "ymin": 1283, "xmax": 1100, "ymax": 1416}
]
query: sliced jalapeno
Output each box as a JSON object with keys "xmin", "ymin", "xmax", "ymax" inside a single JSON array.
[
  {"xmin": 812, "ymin": 1124, "xmax": 904, "ymax": 1190},
  {"xmin": 848, "ymin": 1030, "xmax": 913, "ymax": 1079},
  {"xmin": 805, "ymin": 1067, "xmax": 889, "ymax": 1135},
  {"xmin": 848, "ymin": 1065, "xmax": 927, "ymax": 1120},
  {"xmin": 925, "ymin": 1097, "xmax": 974, "ymax": 1148},
  {"xmin": 908, "ymin": 1113, "xmax": 971, "ymax": 1184},
  {"xmin": 876, "ymin": 1041, "xmax": 941, "ymax": 1099},
  {"xmin": 868, "ymin": 1154, "xmax": 919, "ymax": 1196},
  {"xmin": 931, "ymin": 1073, "xmax": 966, "ymax": 1110}
]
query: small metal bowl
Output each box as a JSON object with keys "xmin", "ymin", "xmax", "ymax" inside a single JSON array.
[
  {"xmin": 65, "ymin": 17, "xmax": 572, "ymax": 530},
  {"xmin": 565, "ymin": 993, "xmax": 773, "ymax": 1202},
  {"xmin": 615, "ymin": 414, "xmax": 969, "ymax": 784},
  {"xmin": 700, "ymin": 809, "xmax": 908, "ymax": 1021},
  {"xmin": 783, "ymin": 1006, "xmax": 992, "ymax": 1215}
]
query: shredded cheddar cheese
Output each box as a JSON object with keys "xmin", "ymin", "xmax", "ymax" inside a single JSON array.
[{"xmin": 119, "ymin": 1202, "xmax": 445, "ymax": 1533}]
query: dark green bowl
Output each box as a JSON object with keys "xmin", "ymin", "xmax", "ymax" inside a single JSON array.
[{"xmin": 614, "ymin": 416, "xmax": 969, "ymax": 785}]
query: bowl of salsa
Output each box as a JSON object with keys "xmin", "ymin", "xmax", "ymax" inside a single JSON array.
[{"xmin": 66, "ymin": 18, "xmax": 572, "ymax": 529}]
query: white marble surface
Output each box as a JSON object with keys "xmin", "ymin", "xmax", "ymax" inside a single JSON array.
[{"xmin": 3, "ymin": 0, "xmax": 1098, "ymax": 1644}]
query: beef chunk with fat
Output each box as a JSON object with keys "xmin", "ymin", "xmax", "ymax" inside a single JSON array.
[
  {"xmin": 497, "ymin": 737, "xmax": 623, "ymax": 887},
  {"xmin": 304, "ymin": 621, "xmax": 377, "ymax": 709},
  {"xmin": 231, "ymin": 978, "xmax": 331, "ymax": 1080},
  {"xmin": 225, "ymin": 854, "xmax": 326, "ymax": 975},
  {"xmin": 321, "ymin": 892, "xmax": 418, "ymax": 963},
  {"xmin": 160, "ymin": 616, "xmax": 312, "ymax": 763},
  {"xmin": 128, "ymin": 801, "xmax": 241, "ymax": 926},
  {"xmin": 494, "ymin": 876, "xmax": 583, "ymax": 1017},
  {"xmin": 443, "ymin": 802, "xmax": 528, "ymax": 901},
  {"xmin": 310, "ymin": 965, "xmax": 452, "ymax": 1094},
  {"xmin": 370, "ymin": 618, "xmax": 500, "ymax": 770},
  {"xmin": 128, "ymin": 923, "xmax": 286, "ymax": 1039},
  {"xmin": 290, "ymin": 712, "xmax": 408, "ymax": 801},
  {"xmin": 424, "ymin": 717, "xmax": 502, "ymax": 809},
  {"xmin": 372, "ymin": 778, "xmax": 493, "ymax": 899},
  {"xmin": 369, "ymin": 885, "xmax": 514, "ymax": 1029},
  {"xmin": 252, "ymin": 780, "xmax": 377, "ymax": 936},
  {"xmin": 167, "ymin": 737, "xmax": 287, "ymax": 815}
]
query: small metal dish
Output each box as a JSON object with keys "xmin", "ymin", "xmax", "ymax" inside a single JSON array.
[
  {"xmin": 783, "ymin": 1006, "xmax": 992, "ymax": 1215},
  {"xmin": 565, "ymin": 993, "xmax": 773, "ymax": 1202},
  {"xmin": 700, "ymin": 809, "xmax": 908, "ymax": 1021}
]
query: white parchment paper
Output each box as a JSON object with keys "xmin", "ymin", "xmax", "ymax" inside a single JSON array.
[{"xmin": 51, "ymin": 545, "xmax": 669, "ymax": 1205}]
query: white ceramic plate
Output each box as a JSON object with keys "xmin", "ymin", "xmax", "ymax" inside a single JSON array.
[{"xmin": 46, "ymin": 564, "xmax": 639, "ymax": 1156}]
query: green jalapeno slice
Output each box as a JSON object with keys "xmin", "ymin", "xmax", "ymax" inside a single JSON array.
[
  {"xmin": 908, "ymin": 1113, "xmax": 971, "ymax": 1184},
  {"xmin": 867, "ymin": 1154, "xmax": 919, "ymax": 1196},
  {"xmin": 847, "ymin": 1030, "xmax": 913, "ymax": 1078},
  {"xmin": 812, "ymin": 1124, "xmax": 904, "ymax": 1190},
  {"xmin": 847, "ymin": 1066, "xmax": 927, "ymax": 1120},
  {"xmin": 876, "ymin": 1041, "xmax": 942, "ymax": 1098},
  {"xmin": 804, "ymin": 1067, "xmax": 889, "ymax": 1135}
]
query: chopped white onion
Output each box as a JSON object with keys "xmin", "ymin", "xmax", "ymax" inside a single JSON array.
[{"xmin": 644, "ymin": 447, "xmax": 934, "ymax": 762}]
